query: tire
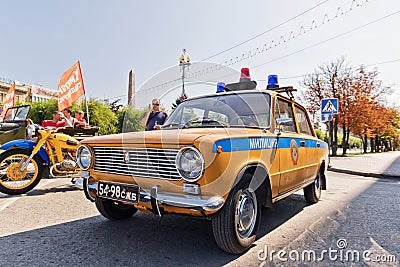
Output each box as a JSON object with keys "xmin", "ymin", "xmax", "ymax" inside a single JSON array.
[
  {"xmin": 95, "ymin": 197, "xmax": 138, "ymax": 220},
  {"xmin": 0, "ymin": 148, "xmax": 44, "ymax": 195},
  {"xmin": 304, "ymin": 170, "xmax": 322, "ymax": 203},
  {"xmin": 212, "ymin": 173, "xmax": 262, "ymax": 254}
]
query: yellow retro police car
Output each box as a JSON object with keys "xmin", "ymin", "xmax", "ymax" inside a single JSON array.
[{"xmin": 77, "ymin": 69, "xmax": 329, "ymax": 254}]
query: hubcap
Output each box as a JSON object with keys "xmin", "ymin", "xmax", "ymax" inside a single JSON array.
[
  {"xmin": 235, "ymin": 189, "xmax": 257, "ymax": 239},
  {"xmin": 6, "ymin": 163, "xmax": 27, "ymax": 181},
  {"xmin": 0, "ymin": 154, "xmax": 38, "ymax": 190}
]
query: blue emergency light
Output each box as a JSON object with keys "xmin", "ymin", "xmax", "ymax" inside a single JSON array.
[
  {"xmin": 217, "ymin": 82, "xmax": 225, "ymax": 93},
  {"xmin": 267, "ymin": 74, "xmax": 279, "ymax": 89}
]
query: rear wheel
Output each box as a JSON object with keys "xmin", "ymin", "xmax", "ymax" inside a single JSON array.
[
  {"xmin": 212, "ymin": 173, "xmax": 262, "ymax": 254},
  {"xmin": 95, "ymin": 198, "xmax": 138, "ymax": 220},
  {"xmin": 0, "ymin": 149, "xmax": 44, "ymax": 195},
  {"xmin": 304, "ymin": 170, "xmax": 322, "ymax": 203}
]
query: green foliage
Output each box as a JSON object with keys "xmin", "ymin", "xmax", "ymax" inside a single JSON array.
[
  {"xmin": 29, "ymin": 99, "xmax": 58, "ymax": 124},
  {"xmin": 315, "ymin": 129, "xmax": 362, "ymax": 149},
  {"xmin": 117, "ymin": 107, "xmax": 146, "ymax": 133},
  {"xmin": 22, "ymin": 98, "xmax": 154, "ymax": 135},
  {"xmin": 347, "ymin": 135, "xmax": 363, "ymax": 149},
  {"xmin": 109, "ymin": 99, "xmax": 123, "ymax": 114},
  {"xmin": 79, "ymin": 99, "xmax": 118, "ymax": 135},
  {"xmin": 314, "ymin": 129, "xmax": 325, "ymax": 140}
]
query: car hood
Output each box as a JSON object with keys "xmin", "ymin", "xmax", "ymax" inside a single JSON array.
[{"xmin": 81, "ymin": 128, "xmax": 266, "ymax": 146}]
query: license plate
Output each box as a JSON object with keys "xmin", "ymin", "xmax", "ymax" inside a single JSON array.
[{"xmin": 97, "ymin": 181, "xmax": 139, "ymax": 204}]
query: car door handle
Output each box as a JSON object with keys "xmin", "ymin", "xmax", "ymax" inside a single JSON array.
[{"xmin": 300, "ymin": 141, "xmax": 306, "ymax": 147}]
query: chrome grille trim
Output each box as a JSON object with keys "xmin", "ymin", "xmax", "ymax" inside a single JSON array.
[{"xmin": 93, "ymin": 147, "xmax": 181, "ymax": 180}]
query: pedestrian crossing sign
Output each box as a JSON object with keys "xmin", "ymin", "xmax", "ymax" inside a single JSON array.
[{"xmin": 321, "ymin": 98, "xmax": 339, "ymax": 115}]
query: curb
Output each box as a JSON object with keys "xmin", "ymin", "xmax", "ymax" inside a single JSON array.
[{"xmin": 328, "ymin": 167, "xmax": 400, "ymax": 180}]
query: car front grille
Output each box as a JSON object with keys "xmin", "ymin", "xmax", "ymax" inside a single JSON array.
[{"xmin": 93, "ymin": 147, "xmax": 182, "ymax": 180}]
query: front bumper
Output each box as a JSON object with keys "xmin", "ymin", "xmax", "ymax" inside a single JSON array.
[{"xmin": 77, "ymin": 177, "xmax": 225, "ymax": 216}]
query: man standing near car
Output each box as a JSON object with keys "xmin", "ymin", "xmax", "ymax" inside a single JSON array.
[{"xmin": 141, "ymin": 98, "xmax": 168, "ymax": 130}]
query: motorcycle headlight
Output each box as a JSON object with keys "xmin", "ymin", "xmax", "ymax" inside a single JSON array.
[
  {"xmin": 26, "ymin": 124, "xmax": 40, "ymax": 140},
  {"xmin": 77, "ymin": 145, "xmax": 92, "ymax": 170},
  {"xmin": 175, "ymin": 147, "xmax": 204, "ymax": 182},
  {"xmin": 26, "ymin": 125, "xmax": 35, "ymax": 140}
]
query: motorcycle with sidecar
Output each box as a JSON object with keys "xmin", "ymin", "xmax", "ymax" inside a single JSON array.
[{"xmin": 0, "ymin": 105, "xmax": 96, "ymax": 195}]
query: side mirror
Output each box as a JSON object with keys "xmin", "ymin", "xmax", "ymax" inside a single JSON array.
[{"xmin": 275, "ymin": 118, "xmax": 293, "ymax": 134}]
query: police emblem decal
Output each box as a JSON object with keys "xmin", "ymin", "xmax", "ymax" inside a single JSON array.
[{"xmin": 290, "ymin": 139, "xmax": 299, "ymax": 165}]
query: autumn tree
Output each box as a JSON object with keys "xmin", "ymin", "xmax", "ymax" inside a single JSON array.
[
  {"xmin": 347, "ymin": 67, "xmax": 392, "ymax": 153},
  {"xmin": 301, "ymin": 59, "xmax": 394, "ymax": 155},
  {"xmin": 301, "ymin": 57, "xmax": 350, "ymax": 156}
]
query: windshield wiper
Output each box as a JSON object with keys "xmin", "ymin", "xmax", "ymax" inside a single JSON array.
[
  {"xmin": 230, "ymin": 125, "xmax": 267, "ymax": 130},
  {"xmin": 187, "ymin": 118, "xmax": 229, "ymax": 128},
  {"xmin": 161, "ymin": 123, "xmax": 187, "ymax": 129}
]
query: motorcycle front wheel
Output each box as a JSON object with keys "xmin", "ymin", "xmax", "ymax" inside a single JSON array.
[{"xmin": 0, "ymin": 148, "xmax": 44, "ymax": 195}]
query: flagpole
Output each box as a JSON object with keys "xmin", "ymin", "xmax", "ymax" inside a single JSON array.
[
  {"xmin": 77, "ymin": 61, "xmax": 90, "ymax": 125},
  {"xmin": 84, "ymin": 94, "xmax": 90, "ymax": 125}
]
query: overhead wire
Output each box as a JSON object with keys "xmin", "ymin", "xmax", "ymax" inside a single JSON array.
[
  {"xmin": 252, "ymin": 10, "xmax": 400, "ymax": 70},
  {"xmin": 138, "ymin": 0, "xmax": 338, "ymax": 94},
  {"xmin": 134, "ymin": 0, "xmax": 375, "ymax": 97},
  {"xmin": 200, "ymin": 0, "xmax": 330, "ymax": 61},
  {"xmin": 221, "ymin": 0, "xmax": 371, "ymax": 67}
]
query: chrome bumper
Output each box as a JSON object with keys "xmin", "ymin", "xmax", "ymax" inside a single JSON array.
[
  {"xmin": 80, "ymin": 178, "xmax": 225, "ymax": 215},
  {"xmin": 142, "ymin": 186, "xmax": 225, "ymax": 216}
]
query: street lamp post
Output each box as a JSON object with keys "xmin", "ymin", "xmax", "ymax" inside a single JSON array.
[{"xmin": 179, "ymin": 48, "xmax": 191, "ymax": 96}]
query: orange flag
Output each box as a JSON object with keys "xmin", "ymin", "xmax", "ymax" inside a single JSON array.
[
  {"xmin": 58, "ymin": 61, "xmax": 85, "ymax": 111},
  {"xmin": 1, "ymin": 82, "xmax": 16, "ymax": 119}
]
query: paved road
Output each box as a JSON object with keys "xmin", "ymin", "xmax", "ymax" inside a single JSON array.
[{"xmin": 0, "ymin": 172, "xmax": 399, "ymax": 266}]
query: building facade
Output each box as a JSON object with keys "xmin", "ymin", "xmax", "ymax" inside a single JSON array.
[
  {"xmin": 0, "ymin": 77, "xmax": 58, "ymax": 106},
  {"xmin": 0, "ymin": 81, "xmax": 29, "ymax": 104}
]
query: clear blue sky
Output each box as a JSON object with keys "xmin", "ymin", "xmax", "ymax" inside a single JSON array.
[{"xmin": 1, "ymin": 0, "xmax": 400, "ymax": 110}]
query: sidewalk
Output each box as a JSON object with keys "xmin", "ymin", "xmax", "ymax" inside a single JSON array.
[{"xmin": 328, "ymin": 151, "xmax": 400, "ymax": 179}]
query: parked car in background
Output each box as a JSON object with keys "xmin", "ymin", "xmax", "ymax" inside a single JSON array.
[
  {"xmin": 77, "ymin": 69, "xmax": 329, "ymax": 254},
  {"xmin": 0, "ymin": 105, "xmax": 31, "ymax": 145}
]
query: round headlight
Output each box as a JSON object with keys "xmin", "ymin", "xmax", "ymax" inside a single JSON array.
[
  {"xmin": 26, "ymin": 124, "xmax": 35, "ymax": 140},
  {"xmin": 77, "ymin": 145, "xmax": 92, "ymax": 170},
  {"xmin": 176, "ymin": 147, "xmax": 204, "ymax": 182}
]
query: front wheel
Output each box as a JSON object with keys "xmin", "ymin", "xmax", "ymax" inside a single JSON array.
[
  {"xmin": 95, "ymin": 198, "xmax": 138, "ymax": 220},
  {"xmin": 212, "ymin": 174, "xmax": 262, "ymax": 254},
  {"xmin": 0, "ymin": 148, "xmax": 44, "ymax": 195}
]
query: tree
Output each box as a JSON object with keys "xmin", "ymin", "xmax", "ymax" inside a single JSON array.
[
  {"xmin": 79, "ymin": 99, "xmax": 118, "ymax": 135},
  {"xmin": 302, "ymin": 58, "xmax": 394, "ymax": 155},
  {"xmin": 301, "ymin": 57, "xmax": 350, "ymax": 156},
  {"xmin": 346, "ymin": 67, "xmax": 392, "ymax": 153},
  {"xmin": 29, "ymin": 99, "xmax": 58, "ymax": 124},
  {"xmin": 117, "ymin": 107, "xmax": 146, "ymax": 133},
  {"xmin": 108, "ymin": 99, "xmax": 123, "ymax": 114}
]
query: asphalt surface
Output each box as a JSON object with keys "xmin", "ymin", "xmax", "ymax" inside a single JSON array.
[{"xmin": 0, "ymin": 170, "xmax": 399, "ymax": 266}]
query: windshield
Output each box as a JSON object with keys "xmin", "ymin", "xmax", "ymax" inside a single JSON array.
[
  {"xmin": 4, "ymin": 106, "xmax": 31, "ymax": 122},
  {"xmin": 163, "ymin": 92, "xmax": 271, "ymax": 129}
]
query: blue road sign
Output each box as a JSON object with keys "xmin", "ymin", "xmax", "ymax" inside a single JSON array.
[
  {"xmin": 322, "ymin": 114, "xmax": 333, "ymax": 122},
  {"xmin": 321, "ymin": 98, "xmax": 339, "ymax": 115}
]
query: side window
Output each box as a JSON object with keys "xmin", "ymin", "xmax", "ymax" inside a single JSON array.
[
  {"xmin": 275, "ymin": 98, "xmax": 296, "ymax": 133},
  {"xmin": 294, "ymin": 105, "xmax": 313, "ymax": 136}
]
